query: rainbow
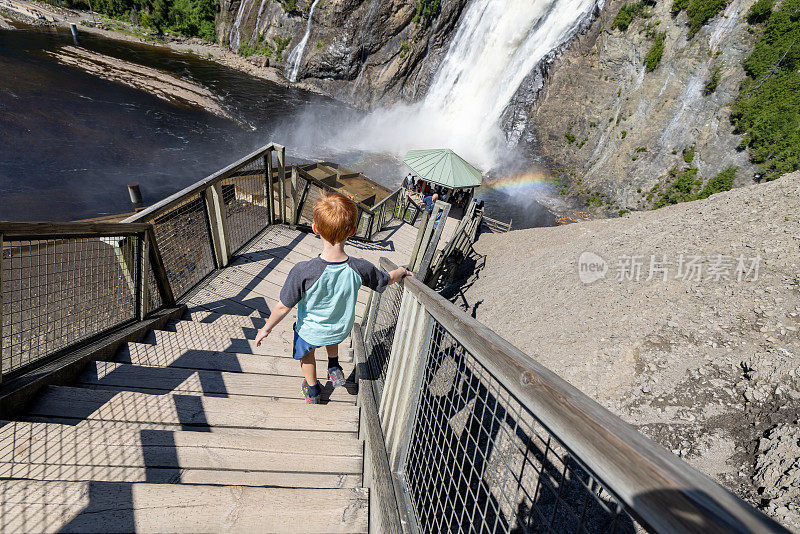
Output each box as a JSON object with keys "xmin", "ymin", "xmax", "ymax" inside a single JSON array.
[{"xmin": 482, "ymin": 172, "xmax": 552, "ymax": 195}]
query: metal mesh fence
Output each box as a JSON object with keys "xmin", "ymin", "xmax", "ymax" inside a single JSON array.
[
  {"xmin": 1, "ymin": 235, "xmax": 139, "ymax": 375},
  {"xmin": 402, "ymin": 320, "xmax": 637, "ymax": 533},
  {"xmin": 298, "ymin": 178, "xmax": 323, "ymax": 227},
  {"xmin": 149, "ymin": 194, "xmax": 215, "ymax": 299},
  {"xmin": 142, "ymin": 238, "xmax": 163, "ymax": 316},
  {"xmin": 363, "ymin": 281, "xmax": 404, "ymax": 395},
  {"xmin": 220, "ymin": 160, "xmax": 270, "ymax": 253}
]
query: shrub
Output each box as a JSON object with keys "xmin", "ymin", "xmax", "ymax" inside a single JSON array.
[
  {"xmin": 613, "ymin": 1, "xmax": 645, "ymax": 30},
  {"xmin": 413, "ymin": 0, "xmax": 440, "ymax": 25},
  {"xmin": 683, "ymin": 145, "xmax": 695, "ymax": 163},
  {"xmin": 746, "ymin": 0, "xmax": 775, "ymax": 24},
  {"xmin": 653, "ymin": 167, "xmax": 702, "ymax": 208},
  {"xmin": 400, "ymin": 39, "xmax": 410, "ymax": 58},
  {"xmin": 673, "ymin": 0, "xmax": 729, "ymax": 37},
  {"xmin": 732, "ymin": 0, "xmax": 800, "ymax": 181},
  {"xmin": 671, "ymin": 0, "xmax": 689, "ymax": 14},
  {"xmin": 565, "ymin": 131, "xmax": 576, "ymax": 143},
  {"xmin": 621, "ymin": 130, "xmax": 628, "ymax": 139},
  {"xmin": 696, "ymin": 166, "xmax": 737, "ymax": 199},
  {"xmin": 704, "ymin": 62, "xmax": 723, "ymax": 93},
  {"xmin": 274, "ymin": 36, "xmax": 291, "ymax": 60},
  {"xmin": 645, "ymin": 32, "xmax": 666, "ymax": 71},
  {"xmin": 281, "ymin": 0, "xmax": 297, "ymax": 13}
]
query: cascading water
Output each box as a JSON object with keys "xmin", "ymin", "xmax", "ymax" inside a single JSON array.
[
  {"xmin": 309, "ymin": 0, "xmax": 602, "ymax": 171},
  {"xmin": 285, "ymin": 0, "xmax": 321, "ymax": 82},
  {"xmin": 254, "ymin": 0, "xmax": 269, "ymax": 37},
  {"xmin": 229, "ymin": 0, "xmax": 252, "ymax": 52}
]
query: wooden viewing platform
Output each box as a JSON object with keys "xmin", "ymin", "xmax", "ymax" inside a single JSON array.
[{"xmin": 0, "ymin": 221, "xmax": 416, "ymax": 532}]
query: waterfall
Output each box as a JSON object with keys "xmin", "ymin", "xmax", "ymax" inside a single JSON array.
[
  {"xmin": 285, "ymin": 0, "xmax": 321, "ymax": 82},
  {"xmin": 298, "ymin": 0, "xmax": 602, "ymax": 171},
  {"xmin": 229, "ymin": 0, "xmax": 252, "ymax": 52},
  {"xmin": 254, "ymin": 0, "xmax": 269, "ymax": 37}
]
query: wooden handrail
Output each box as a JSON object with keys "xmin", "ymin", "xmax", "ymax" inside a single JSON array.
[
  {"xmin": 123, "ymin": 143, "xmax": 283, "ymax": 223},
  {"xmin": 371, "ymin": 188, "xmax": 403, "ymax": 212},
  {"xmin": 0, "ymin": 221, "xmax": 152, "ymax": 239},
  {"xmin": 379, "ymin": 256, "xmax": 787, "ymax": 534}
]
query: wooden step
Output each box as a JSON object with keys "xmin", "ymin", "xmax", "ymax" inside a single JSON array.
[
  {"xmin": 141, "ymin": 329, "xmax": 292, "ymax": 356},
  {"xmin": 1, "ymin": 421, "xmax": 361, "ymax": 488},
  {"xmin": 77, "ymin": 361, "xmax": 357, "ymax": 404},
  {"xmin": 165, "ymin": 319, "xmax": 292, "ymax": 342},
  {"xmin": 183, "ymin": 309, "xmax": 268, "ymax": 329},
  {"xmin": 18, "ymin": 418, "xmax": 359, "ymax": 442},
  {"xmin": 118, "ymin": 343, "xmax": 332, "ymax": 374},
  {"xmin": 25, "ymin": 386, "xmax": 359, "ymax": 433},
  {"xmin": 0, "ymin": 480, "xmax": 368, "ymax": 532},
  {"xmin": 185, "ymin": 287, "xmax": 271, "ymax": 317},
  {"xmin": 0, "ymin": 421, "xmax": 362, "ymax": 456}
]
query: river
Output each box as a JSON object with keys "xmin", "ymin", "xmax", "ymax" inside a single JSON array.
[{"xmin": 0, "ymin": 23, "xmax": 556, "ymax": 227}]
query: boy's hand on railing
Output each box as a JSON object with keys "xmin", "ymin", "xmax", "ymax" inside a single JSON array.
[
  {"xmin": 254, "ymin": 326, "xmax": 271, "ymax": 347},
  {"xmin": 389, "ymin": 266, "xmax": 413, "ymax": 285}
]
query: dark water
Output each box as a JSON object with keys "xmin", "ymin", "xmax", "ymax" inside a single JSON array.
[{"xmin": 0, "ymin": 24, "xmax": 555, "ymax": 227}]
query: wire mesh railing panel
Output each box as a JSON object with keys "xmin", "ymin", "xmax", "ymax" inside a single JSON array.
[
  {"xmin": 149, "ymin": 194, "xmax": 215, "ymax": 299},
  {"xmin": 364, "ymin": 282, "xmax": 404, "ymax": 394},
  {"xmin": 142, "ymin": 240, "xmax": 163, "ymax": 316},
  {"xmin": 1, "ymin": 236, "xmax": 139, "ymax": 375},
  {"xmin": 403, "ymin": 320, "xmax": 638, "ymax": 534},
  {"xmin": 299, "ymin": 180, "xmax": 324, "ymax": 227},
  {"xmin": 220, "ymin": 161, "xmax": 270, "ymax": 253}
]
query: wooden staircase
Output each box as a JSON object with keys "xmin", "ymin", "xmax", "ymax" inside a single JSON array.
[
  {"xmin": 0, "ymin": 311, "xmax": 367, "ymax": 532},
  {"xmin": 0, "ymin": 223, "xmax": 420, "ymax": 532}
]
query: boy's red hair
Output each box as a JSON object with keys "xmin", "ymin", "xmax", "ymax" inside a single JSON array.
[{"xmin": 313, "ymin": 192, "xmax": 358, "ymax": 244}]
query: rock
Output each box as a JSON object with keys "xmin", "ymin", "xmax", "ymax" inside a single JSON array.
[
  {"xmin": 247, "ymin": 55, "xmax": 269, "ymax": 68},
  {"xmin": 525, "ymin": 0, "xmax": 759, "ymax": 210},
  {"xmin": 754, "ymin": 424, "xmax": 800, "ymax": 530}
]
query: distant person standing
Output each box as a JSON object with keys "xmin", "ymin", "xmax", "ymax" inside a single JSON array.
[
  {"xmin": 403, "ymin": 173, "xmax": 413, "ymax": 190},
  {"xmin": 422, "ymin": 192, "xmax": 439, "ymax": 212}
]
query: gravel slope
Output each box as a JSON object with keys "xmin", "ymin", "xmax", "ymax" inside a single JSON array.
[{"xmin": 455, "ymin": 172, "xmax": 800, "ymax": 529}]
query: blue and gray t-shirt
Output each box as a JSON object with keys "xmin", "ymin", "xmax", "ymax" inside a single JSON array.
[{"xmin": 280, "ymin": 256, "xmax": 390, "ymax": 346}]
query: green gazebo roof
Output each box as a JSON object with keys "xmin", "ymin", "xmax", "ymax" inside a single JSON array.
[{"xmin": 403, "ymin": 149, "xmax": 483, "ymax": 189}]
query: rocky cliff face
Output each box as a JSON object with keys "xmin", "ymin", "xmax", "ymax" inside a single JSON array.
[
  {"xmin": 523, "ymin": 0, "xmax": 759, "ymax": 211},
  {"xmin": 217, "ymin": 0, "xmax": 469, "ymax": 107}
]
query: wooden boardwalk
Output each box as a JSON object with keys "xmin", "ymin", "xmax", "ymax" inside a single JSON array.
[{"xmin": 0, "ymin": 221, "xmax": 418, "ymax": 533}]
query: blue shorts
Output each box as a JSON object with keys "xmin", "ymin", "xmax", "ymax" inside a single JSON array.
[{"xmin": 292, "ymin": 323, "xmax": 321, "ymax": 360}]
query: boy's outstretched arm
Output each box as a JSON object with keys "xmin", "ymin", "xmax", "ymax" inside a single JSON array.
[
  {"xmin": 388, "ymin": 266, "xmax": 412, "ymax": 285},
  {"xmin": 255, "ymin": 301, "xmax": 292, "ymax": 346}
]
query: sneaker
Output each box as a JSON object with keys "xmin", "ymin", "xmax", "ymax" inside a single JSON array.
[
  {"xmin": 328, "ymin": 367, "xmax": 346, "ymax": 388},
  {"xmin": 302, "ymin": 379, "xmax": 321, "ymax": 404}
]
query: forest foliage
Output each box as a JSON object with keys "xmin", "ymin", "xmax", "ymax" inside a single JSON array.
[
  {"xmin": 62, "ymin": 0, "xmax": 218, "ymax": 40},
  {"xmin": 732, "ymin": 0, "xmax": 800, "ymax": 181}
]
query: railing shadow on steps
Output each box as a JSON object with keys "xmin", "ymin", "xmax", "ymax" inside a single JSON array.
[{"xmin": 355, "ymin": 257, "xmax": 789, "ymax": 534}]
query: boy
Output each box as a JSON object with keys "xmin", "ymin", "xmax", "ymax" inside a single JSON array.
[{"xmin": 254, "ymin": 192, "xmax": 410, "ymax": 404}]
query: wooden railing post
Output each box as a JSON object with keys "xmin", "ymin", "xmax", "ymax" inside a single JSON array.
[
  {"xmin": 134, "ymin": 234, "xmax": 144, "ymax": 321},
  {"xmin": 413, "ymin": 201, "xmax": 450, "ymax": 278},
  {"xmin": 146, "ymin": 227, "xmax": 175, "ymax": 306},
  {"xmin": 290, "ymin": 166, "xmax": 299, "ymax": 226},
  {"xmin": 265, "ymin": 150, "xmax": 275, "ymax": 225},
  {"xmin": 0, "ymin": 232, "xmax": 3, "ymax": 384},
  {"xmin": 378, "ymin": 288, "xmax": 431, "ymax": 472},
  {"xmin": 277, "ymin": 145, "xmax": 286, "ymax": 223},
  {"xmin": 203, "ymin": 183, "xmax": 232, "ymax": 268},
  {"xmin": 408, "ymin": 210, "xmax": 430, "ymax": 269}
]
